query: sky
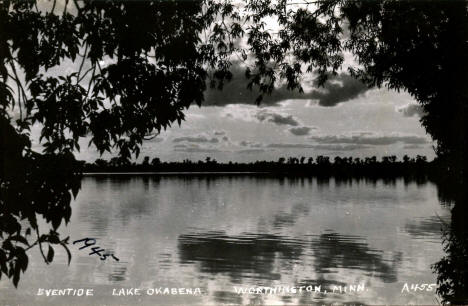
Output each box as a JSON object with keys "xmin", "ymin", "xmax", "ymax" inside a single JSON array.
[
  {"xmin": 22, "ymin": 57, "xmax": 435, "ymax": 163},
  {"xmin": 22, "ymin": 0, "xmax": 435, "ymax": 163},
  {"xmin": 67, "ymin": 68, "xmax": 434, "ymax": 163}
]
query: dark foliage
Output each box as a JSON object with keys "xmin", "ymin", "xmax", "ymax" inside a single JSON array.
[
  {"xmin": 431, "ymin": 176, "xmax": 468, "ymax": 304},
  {"xmin": 0, "ymin": 116, "xmax": 80, "ymax": 286},
  {"xmin": 1, "ymin": 0, "xmax": 241, "ymax": 286},
  {"xmin": 241, "ymin": 0, "xmax": 468, "ymax": 182},
  {"xmin": 1, "ymin": 0, "xmax": 467, "ymax": 300}
]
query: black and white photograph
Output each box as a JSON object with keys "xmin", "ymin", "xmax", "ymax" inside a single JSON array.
[{"xmin": 0, "ymin": 0, "xmax": 467, "ymax": 305}]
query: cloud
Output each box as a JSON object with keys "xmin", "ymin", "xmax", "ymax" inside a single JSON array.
[
  {"xmin": 310, "ymin": 132, "xmax": 429, "ymax": 145},
  {"xmin": 397, "ymin": 104, "xmax": 425, "ymax": 117},
  {"xmin": 267, "ymin": 143, "xmax": 316, "ymax": 149},
  {"xmin": 315, "ymin": 144, "xmax": 368, "ymax": 151},
  {"xmin": 238, "ymin": 149, "xmax": 266, "ymax": 154},
  {"xmin": 289, "ymin": 126, "xmax": 315, "ymax": 136},
  {"xmin": 221, "ymin": 105, "xmax": 259, "ymax": 122},
  {"xmin": 203, "ymin": 64, "xmax": 370, "ymax": 107},
  {"xmin": 173, "ymin": 143, "xmax": 223, "ymax": 153},
  {"xmin": 174, "ymin": 147, "xmax": 223, "ymax": 153},
  {"xmin": 173, "ymin": 135, "xmax": 219, "ymax": 143},
  {"xmin": 266, "ymin": 143, "xmax": 367, "ymax": 151},
  {"xmin": 173, "ymin": 144, "xmax": 190, "ymax": 149},
  {"xmin": 255, "ymin": 109, "xmax": 299, "ymax": 126},
  {"xmin": 261, "ymin": 132, "xmax": 430, "ymax": 152},
  {"xmin": 214, "ymin": 130, "xmax": 226, "ymax": 136},
  {"xmin": 239, "ymin": 140, "xmax": 263, "ymax": 147},
  {"xmin": 307, "ymin": 73, "xmax": 369, "ymax": 107}
]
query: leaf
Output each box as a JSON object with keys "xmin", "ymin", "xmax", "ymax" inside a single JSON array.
[
  {"xmin": 46, "ymin": 246, "xmax": 54, "ymax": 263},
  {"xmin": 12, "ymin": 268, "xmax": 20, "ymax": 288},
  {"xmin": 51, "ymin": 217, "xmax": 61, "ymax": 230},
  {"xmin": 19, "ymin": 251, "xmax": 28, "ymax": 272},
  {"xmin": 8, "ymin": 235, "xmax": 29, "ymax": 246}
]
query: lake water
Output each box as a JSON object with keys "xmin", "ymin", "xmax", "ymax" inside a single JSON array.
[{"xmin": 0, "ymin": 175, "xmax": 450, "ymax": 305}]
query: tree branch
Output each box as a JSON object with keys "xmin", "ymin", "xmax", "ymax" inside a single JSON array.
[
  {"xmin": 34, "ymin": 227, "xmax": 48, "ymax": 264},
  {"xmin": 77, "ymin": 43, "xmax": 89, "ymax": 83}
]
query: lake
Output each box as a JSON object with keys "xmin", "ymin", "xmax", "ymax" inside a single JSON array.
[{"xmin": 0, "ymin": 175, "xmax": 450, "ymax": 305}]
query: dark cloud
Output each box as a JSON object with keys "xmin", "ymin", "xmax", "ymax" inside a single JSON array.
[
  {"xmin": 238, "ymin": 149, "xmax": 266, "ymax": 154},
  {"xmin": 173, "ymin": 135, "xmax": 219, "ymax": 143},
  {"xmin": 173, "ymin": 145, "xmax": 222, "ymax": 153},
  {"xmin": 203, "ymin": 64, "xmax": 370, "ymax": 107},
  {"xmin": 221, "ymin": 136, "xmax": 229, "ymax": 142},
  {"xmin": 398, "ymin": 104, "xmax": 425, "ymax": 117},
  {"xmin": 310, "ymin": 133, "xmax": 429, "ymax": 145},
  {"xmin": 266, "ymin": 143, "xmax": 367, "ymax": 151},
  {"xmin": 175, "ymin": 148, "xmax": 222, "ymax": 153},
  {"xmin": 267, "ymin": 143, "xmax": 316, "ymax": 149},
  {"xmin": 314, "ymin": 144, "xmax": 368, "ymax": 151},
  {"xmin": 214, "ymin": 130, "xmax": 226, "ymax": 136},
  {"xmin": 307, "ymin": 73, "xmax": 370, "ymax": 107},
  {"xmin": 255, "ymin": 110, "xmax": 299, "ymax": 126},
  {"xmin": 173, "ymin": 141, "xmax": 223, "ymax": 153},
  {"xmin": 289, "ymin": 126, "xmax": 315, "ymax": 136},
  {"xmin": 239, "ymin": 140, "xmax": 263, "ymax": 148},
  {"xmin": 173, "ymin": 143, "xmax": 190, "ymax": 149}
]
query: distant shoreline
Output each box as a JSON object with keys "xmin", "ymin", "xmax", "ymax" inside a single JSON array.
[
  {"xmin": 83, "ymin": 171, "xmax": 270, "ymax": 175},
  {"xmin": 81, "ymin": 155, "xmax": 442, "ymax": 179}
]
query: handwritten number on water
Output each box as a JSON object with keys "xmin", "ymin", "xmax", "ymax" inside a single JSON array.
[
  {"xmin": 73, "ymin": 238, "xmax": 120, "ymax": 261},
  {"xmin": 73, "ymin": 238, "xmax": 96, "ymax": 250}
]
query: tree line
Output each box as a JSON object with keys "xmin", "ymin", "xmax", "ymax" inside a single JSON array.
[{"xmin": 83, "ymin": 154, "xmax": 434, "ymax": 178}]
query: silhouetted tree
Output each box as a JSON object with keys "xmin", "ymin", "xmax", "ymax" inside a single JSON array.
[
  {"xmin": 402, "ymin": 155, "xmax": 410, "ymax": 164},
  {"xmin": 151, "ymin": 157, "xmax": 161, "ymax": 166},
  {"xmin": 365, "ymin": 156, "xmax": 377, "ymax": 165},
  {"xmin": 432, "ymin": 182, "xmax": 468, "ymax": 304},
  {"xmin": 416, "ymin": 155, "xmax": 428, "ymax": 164},
  {"xmin": 94, "ymin": 158, "xmax": 108, "ymax": 168},
  {"xmin": 243, "ymin": 0, "xmax": 468, "ymax": 182},
  {"xmin": 334, "ymin": 156, "xmax": 342, "ymax": 165},
  {"xmin": 0, "ymin": 0, "xmax": 243, "ymax": 286},
  {"xmin": 316, "ymin": 155, "xmax": 330, "ymax": 166}
]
